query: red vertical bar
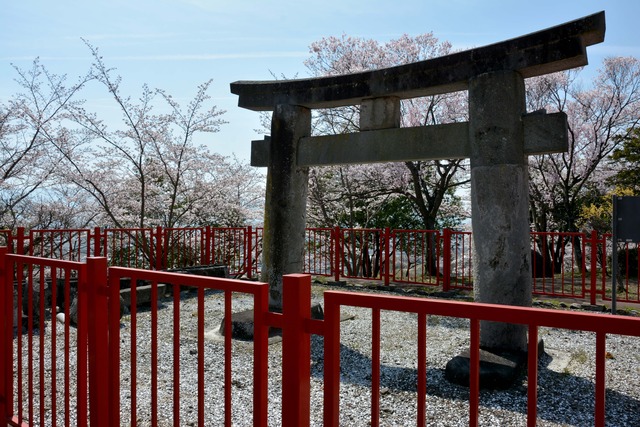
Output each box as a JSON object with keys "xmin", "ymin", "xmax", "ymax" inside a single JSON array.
[
  {"xmin": 468, "ymin": 319, "xmax": 480, "ymax": 427},
  {"xmin": 323, "ymin": 293, "xmax": 341, "ymax": 427},
  {"xmin": 442, "ymin": 229, "xmax": 451, "ymax": 292},
  {"xmin": 108, "ymin": 273, "xmax": 121, "ymax": 427},
  {"xmin": 151, "ymin": 280, "xmax": 158, "ymax": 427},
  {"xmin": 173, "ymin": 283, "xmax": 181, "ymax": 427},
  {"xmin": 87, "ymin": 257, "xmax": 109, "ymax": 427},
  {"xmin": 224, "ymin": 290, "xmax": 232, "ymax": 426},
  {"xmin": 246, "ymin": 226, "xmax": 253, "ymax": 279},
  {"xmin": 281, "ymin": 274, "xmax": 311, "ymax": 427},
  {"xmin": 383, "ymin": 228, "xmax": 390, "ymax": 286},
  {"xmin": 197, "ymin": 287, "xmax": 205, "ymax": 427},
  {"xmin": 590, "ymin": 231, "xmax": 598, "ymax": 305},
  {"xmin": 15, "ymin": 261, "xmax": 23, "ymax": 424},
  {"xmin": 156, "ymin": 226, "xmax": 164, "ymax": 270},
  {"xmin": 130, "ymin": 277, "xmax": 138, "ymax": 426},
  {"xmin": 527, "ymin": 325, "xmax": 538, "ymax": 426},
  {"xmin": 601, "ymin": 235, "xmax": 608, "ymax": 299},
  {"xmin": 417, "ymin": 313, "xmax": 427, "ymax": 427},
  {"xmin": 93, "ymin": 227, "xmax": 102, "ymax": 257},
  {"xmin": 38, "ymin": 270, "xmax": 45, "ymax": 426},
  {"xmin": 0, "ymin": 247, "xmax": 12, "ymax": 424},
  {"xmin": 253, "ymin": 283, "xmax": 269, "ymax": 427},
  {"xmin": 16, "ymin": 227, "xmax": 25, "ymax": 255},
  {"xmin": 50, "ymin": 269, "xmax": 58, "ymax": 427},
  {"xmin": 205, "ymin": 225, "xmax": 212, "ymax": 266},
  {"xmin": 594, "ymin": 332, "xmax": 606, "ymax": 427},
  {"xmin": 333, "ymin": 227, "xmax": 340, "ymax": 282},
  {"xmin": 63, "ymin": 273, "xmax": 70, "ymax": 426},
  {"xmin": 27, "ymin": 265, "xmax": 33, "ymax": 425},
  {"xmin": 371, "ymin": 308, "xmax": 381, "ymax": 426},
  {"xmin": 77, "ymin": 263, "xmax": 89, "ymax": 427}
]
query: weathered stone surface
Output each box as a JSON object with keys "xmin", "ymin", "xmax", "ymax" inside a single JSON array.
[
  {"xmin": 444, "ymin": 348, "xmax": 527, "ymax": 389},
  {"xmin": 469, "ymin": 70, "xmax": 532, "ymax": 352},
  {"xmin": 119, "ymin": 284, "xmax": 167, "ymax": 308},
  {"xmin": 21, "ymin": 279, "xmax": 52, "ymax": 326},
  {"xmin": 446, "ymin": 339, "xmax": 545, "ymax": 389},
  {"xmin": 260, "ymin": 104, "xmax": 311, "ymax": 310},
  {"xmin": 359, "ymin": 97, "xmax": 400, "ymax": 131},
  {"xmin": 279, "ymin": 112, "xmax": 565, "ymax": 167},
  {"xmin": 581, "ymin": 303, "xmax": 606, "ymax": 312},
  {"xmin": 231, "ymin": 12, "xmax": 604, "ymax": 111},
  {"xmin": 13, "ymin": 285, "xmax": 26, "ymax": 330},
  {"xmin": 170, "ymin": 265, "xmax": 229, "ymax": 278}
]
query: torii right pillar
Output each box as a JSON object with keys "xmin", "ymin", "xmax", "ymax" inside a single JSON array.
[{"xmin": 469, "ymin": 70, "xmax": 531, "ymax": 353}]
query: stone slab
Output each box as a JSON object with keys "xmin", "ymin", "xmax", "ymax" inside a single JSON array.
[
  {"xmin": 218, "ymin": 302, "xmax": 325, "ymax": 341},
  {"xmin": 360, "ymin": 97, "xmax": 401, "ymax": 131},
  {"xmin": 120, "ymin": 283, "xmax": 167, "ymax": 307},
  {"xmin": 250, "ymin": 112, "xmax": 567, "ymax": 167}
]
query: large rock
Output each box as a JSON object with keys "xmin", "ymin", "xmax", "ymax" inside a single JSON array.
[
  {"xmin": 21, "ymin": 279, "xmax": 52, "ymax": 326},
  {"xmin": 119, "ymin": 283, "xmax": 167, "ymax": 308},
  {"xmin": 219, "ymin": 303, "xmax": 324, "ymax": 341},
  {"xmin": 445, "ymin": 340, "xmax": 544, "ymax": 389}
]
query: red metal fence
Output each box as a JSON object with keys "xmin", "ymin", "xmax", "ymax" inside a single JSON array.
[
  {"xmin": 0, "ymin": 226, "xmax": 638, "ymax": 305},
  {"xmin": 2, "ymin": 253, "xmax": 639, "ymax": 426}
]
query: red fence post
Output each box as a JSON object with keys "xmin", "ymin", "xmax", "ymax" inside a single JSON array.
[
  {"xmin": 16, "ymin": 227, "xmax": 25, "ymax": 255},
  {"xmin": 590, "ymin": 230, "xmax": 598, "ymax": 306},
  {"xmin": 92, "ymin": 227, "xmax": 102, "ymax": 257},
  {"xmin": 442, "ymin": 228, "xmax": 452, "ymax": 292},
  {"xmin": 6, "ymin": 229, "xmax": 14, "ymax": 254},
  {"xmin": 246, "ymin": 226, "xmax": 253, "ymax": 279},
  {"xmin": 204, "ymin": 226, "xmax": 212, "ymax": 266},
  {"xmin": 0, "ymin": 247, "xmax": 13, "ymax": 426},
  {"xmin": 323, "ymin": 292, "xmax": 340, "ymax": 427},
  {"xmin": 333, "ymin": 227, "xmax": 341, "ymax": 282},
  {"xmin": 154, "ymin": 226, "xmax": 164, "ymax": 270},
  {"xmin": 281, "ymin": 274, "xmax": 311, "ymax": 427},
  {"xmin": 383, "ymin": 227, "xmax": 391, "ymax": 286},
  {"xmin": 86, "ymin": 257, "xmax": 110, "ymax": 427}
]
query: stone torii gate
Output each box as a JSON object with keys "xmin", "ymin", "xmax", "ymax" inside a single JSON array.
[{"xmin": 231, "ymin": 12, "xmax": 605, "ymax": 356}]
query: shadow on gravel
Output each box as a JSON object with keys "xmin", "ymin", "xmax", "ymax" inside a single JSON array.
[{"xmin": 310, "ymin": 336, "xmax": 640, "ymax": 426}]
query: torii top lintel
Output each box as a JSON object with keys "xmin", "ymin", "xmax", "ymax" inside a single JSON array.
[{"xmin": 230, "ymin": 11, "xmax": 605, "ymax": 112}]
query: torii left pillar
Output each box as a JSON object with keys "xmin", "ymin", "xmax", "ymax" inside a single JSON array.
[{"xmin": 261, "ymin": 104, "xmax": 311, "ymax": 310}]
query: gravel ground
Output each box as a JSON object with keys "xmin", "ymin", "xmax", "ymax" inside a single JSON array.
[{"xmin": 12, "ymin": 283, "xmax": 640, "ymax": 426}]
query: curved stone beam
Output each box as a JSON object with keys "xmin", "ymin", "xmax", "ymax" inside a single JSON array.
[{"xmin": 231, "ymin": 12, "xmax": 604, "ymax": 111}]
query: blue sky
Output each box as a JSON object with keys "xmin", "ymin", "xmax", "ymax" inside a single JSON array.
[{"xmin": 2, "ymin": 0, "xmax": 639, "ymax": 162}]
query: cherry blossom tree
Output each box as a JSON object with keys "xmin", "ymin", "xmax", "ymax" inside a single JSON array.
[
  {"xmin": 304, "ymin": 33, "xmax": 469, "ymax": 231},
  {"xmin": 525, "ymin": 57, "xmax": 640, "ymax": 269},
  {"xmin": 0, "ymin": 59, "xmax": 91, "ymax": 229},
  {"xmin": 60, "ymin": 42, "xmax": 263, "ymax": 230},
  {"xmin": 526, "ymin": 57, "xmax": 640, "ymax": 234}
]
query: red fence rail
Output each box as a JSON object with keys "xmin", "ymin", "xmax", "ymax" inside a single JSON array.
[
  {"xmin": 320, "ymin": 278, "xmax": 640, "ymax": 426},
  {"xmin": 3, "ymin": 256, "xmax": 640, "ymax": 426},
  {"xmin": 0, "ymin": 226, "xmax": 638, "ymax": 305},
  {"xmin": 1, "ymin": 249, "xmax": 90, "ymax": 427}
]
